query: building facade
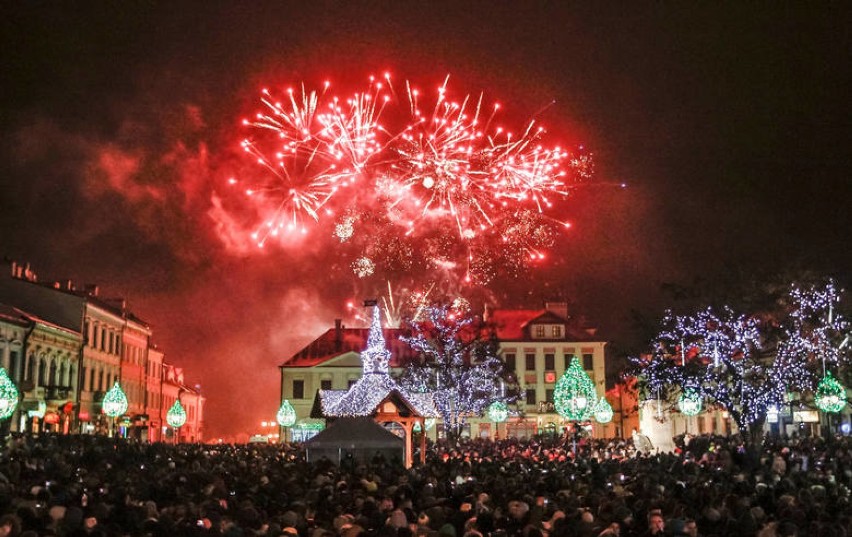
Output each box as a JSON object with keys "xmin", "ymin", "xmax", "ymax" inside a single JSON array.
[
  {"xmin": 280, "ymin": 302, "xmax": 613, "ymax": 441},
  {"xmin": 0, "ymin": 261, "xmax": 204, "ymax": 441}
]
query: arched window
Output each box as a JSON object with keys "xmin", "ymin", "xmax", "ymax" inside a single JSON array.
[
  {"xmin": 26, "ymin": 354, "xmax": 35, "ymax": 381},
  {"xmin": 98, "ymin": 370, "xmax": 104, "ymax": 391},
  {"xmin": 38, "ymin": 358, "xmax": 47, "ymax": 387},
  {"xmin": 58, "ymin": 362, "xmax": 67, "ymax": 387},
  {"xmin": 9, "ymin": 350, "xmax": 21, "ymax": 382},
  {"xmin": 89, "ymin": 369, "xmax": 95, "ymax": 392},
  {"xmin": 48, "ymin": 360, "xmax": 57, "ymax": 387}
]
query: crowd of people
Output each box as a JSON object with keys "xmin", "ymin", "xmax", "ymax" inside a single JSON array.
[{"xmin": 0, "ymin": 430, "xmax": 848, "ymax": 537}]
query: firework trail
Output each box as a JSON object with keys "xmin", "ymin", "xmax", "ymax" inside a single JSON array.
[{"xmin": 227, "ymin": 74, "xmax": 592, "ymax": 284}]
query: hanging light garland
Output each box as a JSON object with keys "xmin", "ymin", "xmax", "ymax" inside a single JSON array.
[
  {"xmin": 276, "ymin": 399, "xmax": 297, "ymax": 427},
  {"xmin": 0, "ymin": 368, "xmax": 19, "ymax": 420},
  {"xmin": 677, "ymin": 389, "xmax": 703, "ymax": 416},
  {"xmin": 593, "ymin": 397, "xmax": 613, "ymax": 424},
  {"xmin": 487, "ymin": 401, "xmax": 509, "ymax": 423},
  {"xmin": 554, "ymin": 357, "xmax": 597, "ymax": 421},
  {"xmin": 102, "ymin": 381, "xmax": 128, "ymax": 418},
  {"xmin": 815, "ymin": 371, "xmax": 847, "ymax": 413},
  {"xmin": 166, "ymin": 399, "xmax": 187, "ymax": 428}
]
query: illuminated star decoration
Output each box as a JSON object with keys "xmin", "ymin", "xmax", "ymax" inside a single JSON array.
[
  {"xmin": 166, "ymin": 399, "xmax": 187, "ymax": 428},
  {"xmin": 102, "ymin": 382, "xmax": 129, "ymax": 418},
  {"xmin": 0, "ymin": 368, "xmax": 19, "ymax": 420},
  {"xmin": 554, "ymin": 357, "xmax": 597, "ymax": 421},
  {"xmin": 276, "ymin": 399, "xmax": 297, "ymax": 427},
  {"xmin": 230, "ymin": 74, "xmax": 593, "ymax": 285}
]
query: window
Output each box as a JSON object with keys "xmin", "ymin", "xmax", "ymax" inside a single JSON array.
[
  {"xmin": 545, "ymin": 389, "xmax": 554, "ymax": 403},
  {"xmin": 564, "ymin": 353, "xmax": 576, "ymax": 369},
  {"xmin": 292, "ymin": 380, "xmax": 305, "ymax": 399},
  {"xmin": 551, "ymin": 325, "xmax": 563, "ymax": 338},
  {"xmin": 535, "ymin": 325, "xmax": 545, "ymax": 338},
  {"xmin": 504, "ymin": 353, "xmax": 516, "ymax": 371},
  {"xmin": 583, "ymin": 353, "xmax": 594, "ymax": 371},
  {"xmin": 100, "ymin": 328, "xmax": 107, "ymax": 351},
  {"xmin": 320, "ymin": 379, "xmax": 332, "ymax": 390},
  {"xmin": 38, "ymin": 359, "xmax": 47, "ymax": 387},
  {"xmin": 89, "ymin": 370, "xmax": 95, "ymax": 392},
  {"xmin": 544, "ymin": 353, "xmax": 555, "ymax": 370},
  {"xmin": 348, "ymin": 379, "xmax": 357, "ymax": 389},
  {"xmin": 525, "ymin": 354, "xmax": 536, "ymax": 371},
  {"xmin": 525, "ymin": 388, "xmax": 537, "ymax": 405}
]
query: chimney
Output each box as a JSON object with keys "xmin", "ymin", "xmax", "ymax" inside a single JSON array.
[
  {"xmin": 334, "ymin": 319, "xmax": 343, "ymax": 351},
  {"xmin": 9, "ymin": 261, "xmax": 16, "ymax": 278},
  {"xmin": 545, "ymin": 301, "xmax": 569, "ymax": 320},
  {"xmin": 84, "ymin": 284, "xmax": 99, "ymax": 297}
]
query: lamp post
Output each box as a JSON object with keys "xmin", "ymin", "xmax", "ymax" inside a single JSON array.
[{"xmin": 102, "ymin": 381, "xmax": 128, "ymax": 438}]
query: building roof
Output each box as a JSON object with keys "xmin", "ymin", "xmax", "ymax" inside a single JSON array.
[
  {"xmin": 317, "ymin": 373, "xmax": 439, "ymax": 418},
  {"xmin": 0, "ymin": 302, "xmax": 81, "ymax": 337},
  {"xmin": 305, "ymin": 417, "xmax": 404, "ymax": 449},
  {"xmin": 281, "ymin": 327, "xmax": 420, "ymax": 367},
  {"xmin": 488, "ymin": 308, "xmax": 598, "ymax": 341}
]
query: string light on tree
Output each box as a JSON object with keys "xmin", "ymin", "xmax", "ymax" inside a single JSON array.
[
  {"xmin": 815, "ymin": 371, "xmax": 847, "ymax": 413},
  {"xmin": 0, "ymin": 368, "xmax": 19, "ymax": 420},
  {"xmin": 276, "ymin": 399, "xmax": 297, "ymax": 427},
  {"xmin": 554, "ymin": 357, "xmax": 597, "ymax": 421},
  {"xmin": 166, "ymin": 399, "xmax": 187, "ymax": 428},
  {"xmin": 102, "ymin": 382, "xmax": 128, "ymax": 418}
]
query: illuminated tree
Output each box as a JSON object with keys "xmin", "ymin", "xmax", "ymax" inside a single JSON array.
[
  {"xmin": 0, "ymin": 368, "xmax": 19, "ymax": 420},
  {"xmin": 632, "ymin": 279, "xmax": 850, "ymax": 451},
  {"xmin": 399, "ymin": 303, "xmax": 515, "ymax": 442}
]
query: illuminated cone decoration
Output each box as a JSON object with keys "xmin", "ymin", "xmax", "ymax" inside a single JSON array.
[
  {"xmin": 487, "ymin": 401, "xmax": 509, "ymax": 423},
  {"xmin": 677, "ymin": 389, "xmax": 703, "ymax": 416},
  {"xmin": 593, "ymin": 397, "xmax": 614, "ymax": 424},
  {"xmin": 102, "ymin": 381, "xmax": 128, "ymax": 417},
  {"xmin": 166, "ymin": 399, "xmax": 187, "ymax": 428},
  {"xmin": 554, "ymin": 357, "xmax": 597, "ymax": 421},
  {"xmin": 0, "ymin": 368, "xmax": 19, "ymax": 420},
  {"xmin": 276, "ymin": 399, "xmax": 297, "ymax": 427},
  {"xmin": 815, "ymin": 371, "xmax": 846, "ymax": 413}
]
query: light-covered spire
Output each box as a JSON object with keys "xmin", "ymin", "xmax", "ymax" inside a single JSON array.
[{"xmin": 362, "ymin": 305, "xmax": 391, "ymax": 375}]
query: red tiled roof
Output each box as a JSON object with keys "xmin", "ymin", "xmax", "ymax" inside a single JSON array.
[
  {"xmin": 489, "ymin": 308, "xmax": 597, "ymax": 341},
  {"xmin": 281, "ymin": 328, "xmax": 420, "ymax": 368}
]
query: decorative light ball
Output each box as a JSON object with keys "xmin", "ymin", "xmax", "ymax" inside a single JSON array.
[
  {"xmin": 594, "ymin": 398, "xmax": 614, "ymax": 424},
  {"xmin": 422, "ymin": 176, "xmax": 435, "ymax": 189},
  {"xmin": 102, "ymin": 382, "xmax": 128, "ymax": 418},
  {"xmin": 276, "ymin": 400, "xmax": 297, "ymax": 427},
  {"xmin": 487, "ymin": 401, "xmax": 509, "ymax": 423},
  {"xmin": 554, "ymin": 357, "xmax": 597, "ymax": 421},
  {"xmin": 678, "ymin": 389, "xmax": 703, "ymax": 416},
  {"xmin": 815, "ymin": 372, "xmax": 847, "ymax": 413},
  {"xmin": 166, "ymin": 399, "xmax": 187, "ymax": 428},
  {"xmin": 0, "ymin": 368, "xmax": 18, "ymax": 420}
]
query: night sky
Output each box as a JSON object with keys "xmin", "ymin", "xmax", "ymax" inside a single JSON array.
[{"xmin": 1, "ymin": 3, "xmax": 849, "ymax": 440}]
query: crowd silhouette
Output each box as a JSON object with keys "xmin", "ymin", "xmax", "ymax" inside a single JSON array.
[{"xmin": 0, "ymin": 430, "xmax": 848, "ymax": 537}]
